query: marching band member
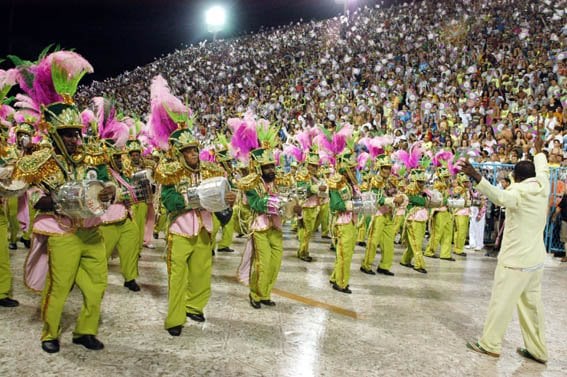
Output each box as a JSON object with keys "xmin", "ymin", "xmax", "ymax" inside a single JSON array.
[
  {"xmin": 13, "ymin": 51, "xmax": 110, "ymax": 353},
  {"xmin": 230, "ymin": 111, "xmax": 292, "ymax": 308},
  {"xmin": 424, "ymin": 167, "xmax": 455, "ymax": 261},
  {"xmin": 126, "ymin": 138, "xmax": 156, "ymax": 251},
  {"xmin": 295, "ymin": 152, "xmax": 327, "ymax": 262},
  {"xmin": 0, "ymin": 116, "xmax": 20, "ymax": 308},
  {"xmin": 209, "ymin": 145, "xmax": 236, "ymax": 253},
  {"xmin": 360, "ymin": 155, "xmax": 404, "ymax": 276},
  {"xmin": 149, "ymin": 76, "xmax": 235, "ymax": 336},
  {"xmin": 452, "ymin": 173, "xmax": 473, "ymax": 257}
]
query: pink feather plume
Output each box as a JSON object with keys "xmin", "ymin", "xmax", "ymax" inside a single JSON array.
[
  {"xmin": 228, "ymin": 112, "xmax": 259, "ymax": 160},
  {"xmin": 357, "ymin": 152, "xmax": 370, "ymax": 169},
  {"xmin": 148, "ymin": 75, "xmax": 190, "ymax": 151},
  {"xmin": 282, "ymin": 144, "xmax": 305, "ymax": 163},
  {"xmin": 432, "ymin": 149, "xmax": 454, "ymax": 167},
  {"xmin": 199, "ymin": 148, "xmax": 216, "ymax": 163}
]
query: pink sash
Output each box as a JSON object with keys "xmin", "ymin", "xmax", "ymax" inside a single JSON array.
[{"xmin": 110, "ymin": 168, "xmax": 139, "ymax": 205}]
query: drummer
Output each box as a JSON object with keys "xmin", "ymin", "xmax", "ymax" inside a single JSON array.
[
  {"xmin": 452, "ymin": 173, "xmax": 472, "ymax": 257},
  {"xmin": 0, "ymin": 128, "xmax": 20, "ymax": 308},
  {"xmin": 295, "ymin": 152, "xmax": 327, "ymax": 263},
  {"xmin": 149, "ymin": 77, "xmax": 235, "ymax": 336},
  {"xmin": 424, "ymin": 167, "xmax": 455, "ymax": 261},
  {"xmin": 400, "ymin": 170, "xmax": 435, "ymax": 274},
  {"xmin": 15, "ymin": 99, "xmax": 114, "ymax": 353},
  {"xmin": 126, "ymin": 139, "xmax": 156, "ymax": 251}
]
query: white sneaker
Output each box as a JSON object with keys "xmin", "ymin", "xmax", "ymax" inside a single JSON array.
[
  {"xmin": 144, "ymin": 243, "xmax": 156, "ymax": 249},
  {"xmin": 465, "ymin": 245, "xmax": 472, "ymax": 249},
  {"xmin": 475, "ymin": 247, "xmax": 483, "ymax": 251}
]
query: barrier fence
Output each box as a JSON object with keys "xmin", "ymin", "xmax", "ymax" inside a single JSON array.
[{"xmin": 473, "ymin": 163, "xmax": 567, "ymax": 254}]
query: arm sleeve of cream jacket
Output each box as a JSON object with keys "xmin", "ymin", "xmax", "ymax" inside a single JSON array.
[
  {"xmin": 475, "ymin": 178, "xmax": 521, "ymax": 210},
  {"xmin": 533, "ymin": 153, "xmax": 550, "ymax": 196}
]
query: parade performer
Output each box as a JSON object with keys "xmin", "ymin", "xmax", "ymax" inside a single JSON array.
[
  {"xmin": 231, "ymin": 111, "xmax": 293, "ymax": 308},
  {"xmin": 360, "ymin": 154, "xmax": 404, "ymax": 276},
  {"xmin": 13, "ymin": 50, "xmax": 110, "ymax": 353},
  {"xmin": 149, "ymin": 76, "xmax": 235, "ymax": 336},
  {"xmin": 86, "ymin": 98, "xmax": 142, "ymax": 292},
  {"xmin": 452, "ymin": 173, "xmax": 472, "ymax": 257},
  {"xmin": 424, "ymin": 167, "xmax": 455, "ymax": 261}
]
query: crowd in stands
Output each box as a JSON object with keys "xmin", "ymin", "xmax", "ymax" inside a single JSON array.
[{"xmin": 77, "ymin": 0, "xmax": 566, "ymax": 166}]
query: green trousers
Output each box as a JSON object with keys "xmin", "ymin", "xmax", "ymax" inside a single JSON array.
[
  {"xmin": 234, "ymin": 203, "xmax": 252, "ymax": 235},
  {"xmin": 211, "ymin": 213, "xmax": 235, "ymax": 250},
  {"xmin": 479, "ymin": 264, "xmax": 547, "ymax": 361},
  {"xmin": 331, "ymin": 222, "xmax": 356, "ymax": 289},
  {"xmin": 99, "ymin": 218, "xmax": 140, "ymax": 282},
  {"xmin": 0, "ymin": 209, "xmax": 12, "ymax": 299},
  {"xmin": 297, "ymin": 206, "xmax": 319, "ymax": 258},
  {"xmin": 356, "ymin": 215, "xmax": 370, "ymax": 243},
  {"xmin": 6, "ymin": 196, "xmax": 19, "ymax": 243},
  {"xmin": 392, "ymin": 214, "xmax": 404, "ymax": 239},
  {"xmin": 425, "ymin": 211, "xmax": 453, "ymax": 258},
  {"xmin": 165, "ymin": 230, "xmax": 212, "ymax": 329},
  {"xmin": 154, "ymin": 204, "xmax": 168, "ymax": 236},
  {"xmin": 401, "ymin": 221, "xmax": 427, "ymax": 270},
  {"xmin": 316, "ymin": 202, "xmax": 330, "ymax": 237},
  {"xmin": 132, "ymin": 202, "xmax": 148, "ymax": 250},
  {"xmin": 453, "ymin": 215, "xmax": 469, "ymax": 255},
  {"xmin": 41, "ymin": 229, "xmax": 108, "ymax": 341},
  {"xmin": 249, "ymin": 228, "xmax": 283, "ymax": 302},
  {"xmin": 362, "ymin": 214, "xmax": 395, "ymax": 271}
]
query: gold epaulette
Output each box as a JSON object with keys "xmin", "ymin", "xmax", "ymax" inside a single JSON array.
[
  {"xmin": 143, "ymin": 158, "xmax": 157, "ymax": 170},
  {"xmin": 201, "ymin": 161, "xmax": 226, "ymax": 180},
  {"xmin": 405, "ymin": 182, "xmax": 421, "ymax": 196},
  {"xmin": 237, "ymin": 173, "xmax": 261, "ymax": 191},
  {"xmin": 13, "ymin": 148, "xmax": 61, "ymax": 185},
  {"xmin": 154, "ymin": 160, "xmax": 184, "ymax": 186},
  {"xmin": 275, "ymin": 173, "xmax": 293, "ymax": 187},
  {"xmin": 327, "ymin": 173, "xmax": 346, "ymax": 190},
  {"xmin": 295, "ymin": 169, "xmax": 311, "ymax": 183},
  {"xmin": 453, "ymin": 186, "xmax": 465, "ymax": 196},
  {"xmin": 433, "ymin": 181, "xmax": 447, "ymax": 192},
  {"xmin": 370, "ymin": 175, "xmax": 385, "ymax": 190},
  {"xmin": 84, "ymin": 153, "xmax": 109, "ymax": 167}
]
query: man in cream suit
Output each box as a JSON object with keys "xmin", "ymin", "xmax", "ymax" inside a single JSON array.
[{"xmin": 460, "ymin": 130, "xmax": 548, "ymax": 364}]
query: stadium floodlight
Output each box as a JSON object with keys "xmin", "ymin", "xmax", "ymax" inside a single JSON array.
[
  {"xmin": 335, "ymin": 0, "xmax": 356, "ymax": 14},
  {"xmin": 205, "ymin": 5, "xmax": 227, "ymax": 39}
]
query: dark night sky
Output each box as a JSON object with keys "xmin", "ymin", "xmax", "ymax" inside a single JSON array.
[{"xmin": 0, "ymin": 0, "xmax": 384, "ymax": 82}]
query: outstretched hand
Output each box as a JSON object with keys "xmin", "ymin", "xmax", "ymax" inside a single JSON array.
[{"xmin": 458, "ymin": 159, "xmax": 483, "ymax": 184}]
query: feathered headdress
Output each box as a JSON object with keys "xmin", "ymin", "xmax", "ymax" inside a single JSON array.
[
  {"xmin": 392, "ymin": 141, "xmax": 425, "ymax": 170},
  {"xmin": 0, "ymin": 68, "xmax": 18, "ymax": 103},
  {"xmin": 228, "ymin": 110, "xmax": 279, "ymax": 167},
  {"xmin": 93, "ymin": 97, "xmax": 129, "ymax": 149},
  {"xmin": 147, "ymin": 75, "xmax": 195, "ymax": 152},
  {"xmin": 313, "ymin": 122, "xmax": 354, "ymax": 167}
]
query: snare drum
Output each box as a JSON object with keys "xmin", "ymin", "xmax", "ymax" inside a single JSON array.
[
  {"xmin": 352, "ymin": 191, "xmax": 378, "ymax": 215},
  {"xmin": 447, "ymin": 198, "xmax": 465, "ymax": 208},
  {"xmin": 424, "ymin": 189, "xmax": 443, "ymax": 208},
  {"xmin": 132, "ymin": 170, "xmax": 153, "ymax": 203},
  {"xmin": 0, "ymin": 179, "xmax": 28, "ymax": 198},
  {"xmin": 197, "ymin": 176, "xmax": 230, "ymax": 212},
  {"xmin": 55, "ymin": 181, "xmax": 107, "ymax": 219}
]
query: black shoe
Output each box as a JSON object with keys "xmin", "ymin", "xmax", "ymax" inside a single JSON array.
[
  {"xmin": 167, "ymin": 325, "xmax": 182, "ymax": 337},
  {"xmin": 357, "ymin": 242, "xmax": 366, "ymax": 247},
  {"xmin": 217, "ymin": 247, "xmax": 234, "ymax": 253},
  {"xmin": 400, "ymin": 262, "xmax": 414, "ymax": 268},
  {"xmin": 72, "ymin": 335, "xmax": 104, "ymax": 350},
  {"xmin": 299, "ymin": 255, "xmax": 313, "ymax": 262},
  {"xmin": 321, "ymin": 235, "xmax": 331, "ymax": 239},
  {"xmin": 8, "ymin": 243, "xmax": 17, "ymax": 250},
  {"xmin": 153, "ymin": 232, "xmax": 159, "ymax": 240},
  {"xmin": 376, "ymin": 268, "xmax": 395, "ymax": 276},
  {"xmin": 260, "ymin": 300, "xmax": 276, "ymax": 306},
  {"xmin": 360, "ymin": 267, "xmax": 376, "ymax": 275},
  {"xmin": 249, "ymin": 294, "xmax": 261, "ymax": 309},
  {"xmin": 330, "ymin": 245, "xmax": 336, "ymax": 251},
  {"xmin": 41, "ymin": 339, "xmax": 60, "ymax": 353},
  {"xmin": 516, "ymin": 347, "xmax": 547, "ymax": 364},
  {"xmin": 0, "ymin": 297, "xmax": 19, "ymax": 307},
  {"xmin": 455, "ymin": 252, "xmax": 467, "ymax": 257},
  {"xmin": 440, "ymin": 257, "xmax": 456, "ymax": 262},
  {"xmin": 124, "ymin": 280, "xmax": 141, "ymax": 292},
  {"xmin": 332, "ymin": 283, "xmax": 352, "ymax": 294},
  {"xmin": 413, "ymin": 267, "xmax": 428, "ymax": 274},
  {"xmin": 20, "ymin": 237, "xmax": 31, "ymax": 248},
  {"xmin": 186, "ymin": 312, "xmax": 206, "ymax": 322},
  {"xmin": 425, "ymin": 254, "xmax": 439, "ymax": 259},
  {"xmin": 329, "ymin": 280, "xmax": 335, "ymax": 285}
]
